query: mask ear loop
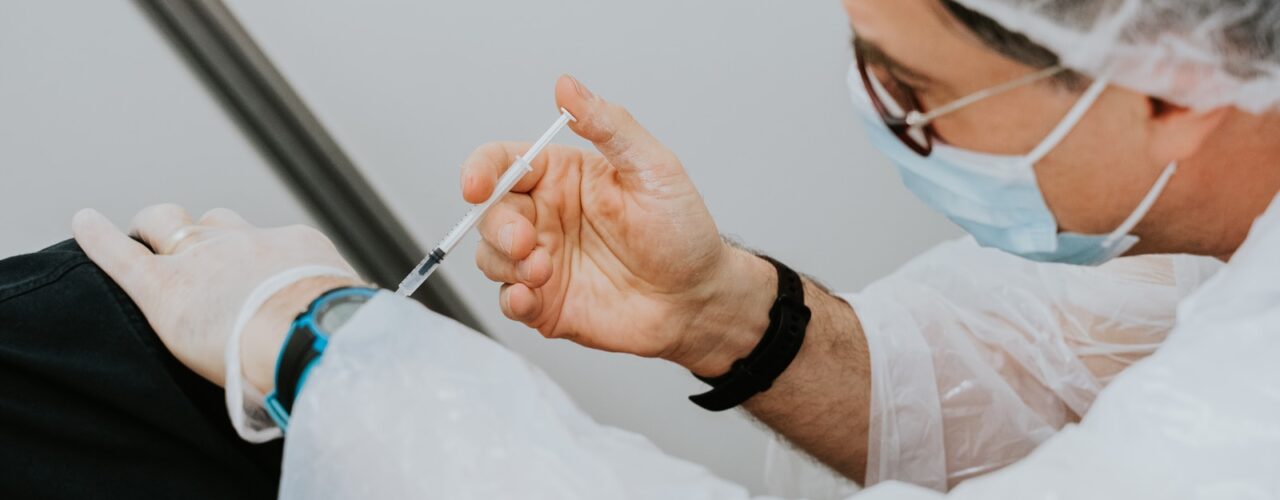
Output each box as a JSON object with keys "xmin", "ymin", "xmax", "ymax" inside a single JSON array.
[
  {"xmin": 1025, "ymin": 76, "xmax": 1113, "ymax": 165},
  {"xmin": 1102, "ymin": 161, "xmax": 1178, "ymax": 248},
  {"xmin": 1018, "ymin": 73, "xmax": 1178, "ymax": 252}
]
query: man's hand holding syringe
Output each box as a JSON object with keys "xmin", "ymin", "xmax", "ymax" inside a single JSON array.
[{"xmin": 395, "ymin": 109, "xmax": 576, "ymax": 297}]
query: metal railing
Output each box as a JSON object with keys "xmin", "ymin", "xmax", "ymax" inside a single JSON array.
[{"xmin": 135, "ymin": 0, "xmax": 486, "ymax": 333}]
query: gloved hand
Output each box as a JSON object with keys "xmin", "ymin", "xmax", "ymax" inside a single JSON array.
[
  {"xmin": 71, "ymin": 205, "xmax": 364, "ymax": 393},
  {"xmin": 462, "ymin": 76, "xmax": 776, "ymax": 376}
]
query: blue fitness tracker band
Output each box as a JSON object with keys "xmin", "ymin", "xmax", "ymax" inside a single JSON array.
[{"xmin": 264, "ymin": 286, "xmax": 377, "ymax": 431}]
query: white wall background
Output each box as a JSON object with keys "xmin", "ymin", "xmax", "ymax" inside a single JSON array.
[
  {"xmin": 2, "ymin": 0, "xmax": 958, "ymax": 493},
  {"xmin": 0, "ymin": 0, "xmax": 317, "ymax": 257},
  {"xmin": 0, "ymin": 2, "xmax": 315, "ymax": 256}
]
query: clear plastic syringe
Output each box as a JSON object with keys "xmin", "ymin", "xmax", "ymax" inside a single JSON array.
[{"xmin": 395, "ymin": 108, "xmax": 576, "ymax": 297}]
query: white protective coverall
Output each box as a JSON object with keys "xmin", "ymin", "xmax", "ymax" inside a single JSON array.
[{"xmin": 261, "ymin": 194, "xmax": 1278, "ymax": 499}]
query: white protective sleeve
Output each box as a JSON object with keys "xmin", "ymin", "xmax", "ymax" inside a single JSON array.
[
  {"xmin": 854, "ymin": 192, "xmax": 1280, "ymax": 499},
  {"xmin": 765, "ymin": 237, "xmax": 1223, "ymax": 496},
  {"xmin": 279, "ymin": 291, "xmax": 764, "ymax": 500},
  {"xmin": 278, "ymin": 211, "xmax": 1275, "ymax": 499}
]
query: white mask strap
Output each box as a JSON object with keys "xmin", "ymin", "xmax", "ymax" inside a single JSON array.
[
  {"xmin": 1102, "ymin": 161, "xmax": 1178, "ymax": 248},
  {"xmin": 1026, "ymin": 76, "xmax": 1112, "ymax": 164}
]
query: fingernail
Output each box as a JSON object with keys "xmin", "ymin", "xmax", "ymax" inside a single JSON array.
[
  {"xmin": 517, "ymin": 258, "xmax": 532, "ymax": 282},
  {"xmin": 72, "ymin": 208, "xmax": 102, "ymax": 229},
  {"xmin": 570, "ymin": 75, "xmax": 595, "ymax": 101},
  {"xmin": 72, "ymin": 208, "xmax": 93, "ymax": 226},
  {"xmin": 499, "ymin": 223, "xmax": 515, "ymax": 254},
  {"xmin": 71, "ymin": 210, "xmax": 89, "ymax": 234}
]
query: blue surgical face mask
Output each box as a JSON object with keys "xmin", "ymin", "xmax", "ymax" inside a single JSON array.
[{"xmin": 847, "ymin": 66, "xmax": 1178, "ymax": 266}]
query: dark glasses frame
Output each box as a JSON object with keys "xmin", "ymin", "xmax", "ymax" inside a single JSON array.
[
  {"xmin": 854, "ymin": 41, "xmax": 937, "ymax": 156},
  {"xmin": 853, "ymin": 39, "xmax": 1067, "ymax": 158}
]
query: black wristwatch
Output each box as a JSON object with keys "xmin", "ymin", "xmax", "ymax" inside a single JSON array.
[
  {"xmin": 688, "ymin": 256, "xmax": 810, "ymax": 411},
  {"xmin": 265, "ymin": 286, "xmax": 378, "ymax": 430}
]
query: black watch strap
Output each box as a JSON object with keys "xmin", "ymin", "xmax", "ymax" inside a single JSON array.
[
  {"xmin": 689, "ymin": 256, "xmax": 810, "ymax": 411},
  {"xmin": 272, "ymin": 286, "xmax": 375, "ymax": 416},
  {"xmin": 273, "ymin": 325, "xmax": 323, "ymax": 414}
]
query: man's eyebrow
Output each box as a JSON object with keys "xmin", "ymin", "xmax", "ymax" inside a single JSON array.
[{"xmin": 852, "ymin": 36, "xmax": 934, "ymax": 86}]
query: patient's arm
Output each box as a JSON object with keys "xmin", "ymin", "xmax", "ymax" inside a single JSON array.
[{"xmin": 278, "ymin": 291, "xmax": 756, "ymax": 499}]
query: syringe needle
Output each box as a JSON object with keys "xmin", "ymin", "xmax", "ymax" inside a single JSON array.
[{"xmin": 395, "ymin": 109, "xmax": 576, "ymax": 297}]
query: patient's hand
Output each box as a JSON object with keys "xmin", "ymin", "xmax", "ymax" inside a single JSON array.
[{"xmin": 72, "ymin": 205, "xmax": 364, "ymax": 392}]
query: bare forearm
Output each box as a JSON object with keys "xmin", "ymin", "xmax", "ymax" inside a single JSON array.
[
  {"xmin": 674, "ymin": 248, "xmax": 872, "ymax": 484},
  {"xmin": 744, "ymin": 281, "xmax": 870, "ymax": 483}
]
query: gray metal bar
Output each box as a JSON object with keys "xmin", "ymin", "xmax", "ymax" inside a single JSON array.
[{"xmin": 134, "ymin": 0, "xmax": 486, "ymax": 333}]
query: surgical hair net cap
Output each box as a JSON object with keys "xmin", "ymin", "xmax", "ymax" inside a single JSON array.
[{"xmin": 951, "ymin": 0, "xmax": 1280, "ymax": 113}]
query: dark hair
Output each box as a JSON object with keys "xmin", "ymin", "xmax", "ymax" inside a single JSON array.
[{"xmin": 941, "ymin": 0, "xmax": 1086, "ymax": 89}]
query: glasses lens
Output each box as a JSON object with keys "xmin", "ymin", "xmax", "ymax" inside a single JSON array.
[
  {"xmin": 861, "ymin": 60, "xmax": 932, "ymax": 154},
  {"xmin": 905, "ymin": 124, "xmax": 929, "ymax": 146},
  {"xmin": 864, "ymin": 63, "xmax": 915, "ymax": 121},
  {"xmin": 855, "ymin": 42, "xmax": 933, "ymax": 155}
]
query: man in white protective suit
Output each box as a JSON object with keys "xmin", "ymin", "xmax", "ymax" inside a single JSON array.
[{"xmin": 71, "ymin": 0, "xmax": 1278, "ymax": 498}]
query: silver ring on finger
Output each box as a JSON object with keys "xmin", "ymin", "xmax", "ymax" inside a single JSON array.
[{"xmin": 159, "ymin": 224, "xmax": 203, "ymax": 255}]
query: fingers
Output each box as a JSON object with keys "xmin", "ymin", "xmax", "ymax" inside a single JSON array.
[
  {"xmin": 554, "ymin": 74, "xmax": 683, "ymax": 182},
  {"xmin": 475, "ymin": 240, "xmax": 552, "ymax": 288},
  {"xmin": 198, "ymin": 207, "xmax": 252, "ymax": 228},
  {"xmin": 461, "ymin": 142, "xmax": 574, "ymax": 204},
  {"xmin": 72, "ymin": 209, "xmax": 153, "ymax": 291},
  {"xmin": 499, "ymin": 283, "xmax": 542, "ymax": 323},
  {"xmin": 476, "ymin": 194, "xmax": 537, "ymax": 260},
  {"xmin": 129, "ymin": 203, "xmax": 195, "ymax": 254},
  {"xmin": 461, "ymin": 142, "xmax": 524, "ymax": 204}
]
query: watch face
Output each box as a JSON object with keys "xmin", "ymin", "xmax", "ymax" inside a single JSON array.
[{"xmin": 315, "ymin": 294, "xmax": 372, "ymax": 334}]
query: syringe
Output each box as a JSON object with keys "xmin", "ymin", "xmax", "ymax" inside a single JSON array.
[{"xmin": 395, "ymin": 108, "xmax": 577, "ymax": 297}]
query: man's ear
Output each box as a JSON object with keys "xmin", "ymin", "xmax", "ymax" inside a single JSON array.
[{"xmin": 1146, "ymin": 97, "xmax": 1231, "ymax": 165}]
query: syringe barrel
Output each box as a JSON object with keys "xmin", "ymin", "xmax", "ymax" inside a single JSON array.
[
  {"xmin": 395, "ymin": 258, "xmax": 430, "ymax": 296},
  {"xmin": 435, "ymin": 156, "xmax": 532, "ymax": 254},
  {"xmin": 396, "ymin": 109, "xmax": 575, "ymax": 296},
  {"xmin": 525, "ymin": 110, "xmax": 575, "ymax": 161}
]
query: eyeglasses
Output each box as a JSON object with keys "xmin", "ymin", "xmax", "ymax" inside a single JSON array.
[{"xmin": 854, "ymin": 40, "xmax": 1067, "ymax": 157}]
